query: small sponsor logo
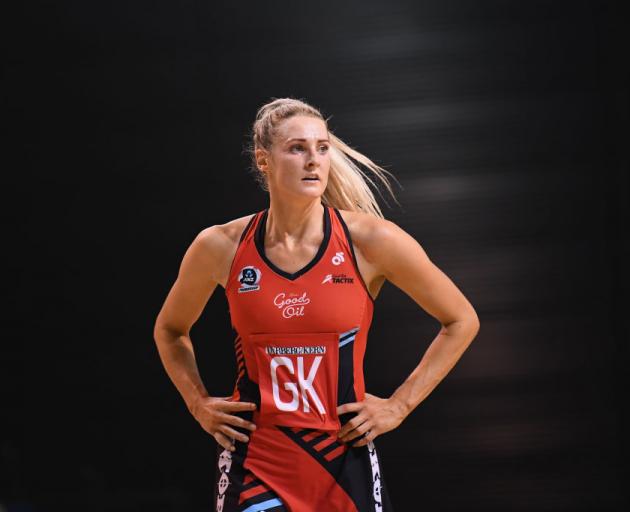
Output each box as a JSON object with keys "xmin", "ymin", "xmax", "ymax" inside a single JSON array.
[
  {"xmin": 322, "ymin": 273, "xmax": 354, "ymax": 284},
  {"xmin": 273, "ymin": 291, "xmax": 310, "ymax": 319},
  {"xmin": 266, "ymin": 345, "xmax": 326, "ymax": 355},
  {"xmin": 332, "ymin": 251, "xmax": 345, "ymax": 265},
  {"xmin": 237, "ymin": 265, "xmax": 261, "ymax": 293}
]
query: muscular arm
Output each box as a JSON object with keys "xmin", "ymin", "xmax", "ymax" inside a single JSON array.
[
  {"xmin": 153, "ymin": 226, "xmax": 230, "ymax": 414},
  {"xmin": 338, "ymin": 215, "xmax": 480, "ymax": 446},
  {"xmin": 153, "ymin": 225, "xmax": 257, "ymax": 451},
  {"xmin": 366, "ymin": 217, "xmax": 480, "ymax": 417}
]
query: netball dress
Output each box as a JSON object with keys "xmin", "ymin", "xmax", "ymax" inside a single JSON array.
[{"xmin": 214, "ymin": 204, "xmax": 394, "ymax": 512}]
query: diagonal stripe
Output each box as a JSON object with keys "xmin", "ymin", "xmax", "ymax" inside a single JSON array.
[
  {"xmin": 302, "ymin": 431, "xmax": 324, "ymax": 443},
  {"xmin": 242, "ymin": 498, "xmax": 283, "ymax": 512},
  {"xmin": 339, "ymin": 327, "xmax": 359, "ymax": 340},
  {"xmin": 307, "ymin": 433, "xmax": 329, "ymax": 446},
  {"xmin": 318, "ymin": 438, "xmax": 344, "ymax": 457},
  {"xmin": 294, "ymin": 428, "xmax": 314, "ymax": 438},
  {"xmin": 323, "ymin": 444, "xmax": 347, "ymax": 461},
  {"xmin": 238, "ymin": 483, "xmax": 265, "ymax": 504},
  {"xmin": 338, "ymin": 336, "xmax": 355, "ymax": 348},
  {"xmin": 312, "ymin": 434, "xmax": 337, "ymax": 452}
]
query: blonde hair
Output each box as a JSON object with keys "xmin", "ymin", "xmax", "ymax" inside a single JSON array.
[{"xmin": 246, "ymin": 97, "xmax": 401, "ymax": 219}]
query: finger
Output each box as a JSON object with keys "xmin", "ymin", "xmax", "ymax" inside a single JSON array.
[
  {"xmin": 220, "ymin": 401, "xmax": 258, "ymax": 412},
  {"xmin": 221, "ymin": 412, "xmax": 257, "ymax": 432},
  {"xmin": 337, "ymin": 412, "xmax": 368, "ymax": 438},
  {"xmin": 214, "ymin": 431, "xmax": 236, "ymax": 452},
  {"xmin": 336, "ymin": 401, "xmax": 363, "ymax": 416},
  {"xmin": 353, "ymin": 428, "xmax": 377, "ymax": 448},
  {"xmin": 220, "ymin": 424, "xmax": 250, "ymax": 443},
  {"xmin": 341, "ymin": 421, "xmax": 371, "ymax": 443}
]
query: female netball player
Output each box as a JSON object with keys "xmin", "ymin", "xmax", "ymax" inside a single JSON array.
[{"xmin": 153, "ymin": 97, "xmax": 480, "ymax": 511}]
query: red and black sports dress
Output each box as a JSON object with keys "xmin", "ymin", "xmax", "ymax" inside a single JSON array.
[{"xmin": 214, "ymin": 203, "xmax": 394, "ymax": 512}]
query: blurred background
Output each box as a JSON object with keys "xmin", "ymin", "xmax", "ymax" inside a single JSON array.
[{"xmin": 3, "ymin": 0, "xmax": 628, "ymax": 510}]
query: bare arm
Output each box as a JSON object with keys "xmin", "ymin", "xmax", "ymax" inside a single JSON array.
[
  {"xmin": 338, "ymin": 216, "xmax": 480, "ymax": 446},
  {"xmin": 377, "ymin": 219, "xmax": 479, "ymax": 415},
  {"xmin": 153, "ymin": 226, "xmax": 256, "ymax": 451}
]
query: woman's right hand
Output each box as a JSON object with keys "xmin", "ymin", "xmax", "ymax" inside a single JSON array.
[{"xmin": 190, "ymin": 395, "xmax": 258, "ymax": 451}]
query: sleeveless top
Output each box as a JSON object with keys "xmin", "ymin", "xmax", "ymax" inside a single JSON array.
[{"xmin": 224, "ymin": 204, "xmax": 375, "ymax": 432}]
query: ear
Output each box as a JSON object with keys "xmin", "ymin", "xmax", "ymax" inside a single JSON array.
[{"xmin": 255, "ymin": 148, "xmax": 269, "ymax": 171}]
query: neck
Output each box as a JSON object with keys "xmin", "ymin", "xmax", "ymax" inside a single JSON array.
[{"xmin": 266, "ymin": 196, "xmax": 324, "ymax": 244}]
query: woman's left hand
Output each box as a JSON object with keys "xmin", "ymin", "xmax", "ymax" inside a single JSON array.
[{"xmin": 336, "ymin": 393, "xmax": 407, "ymax": 447}]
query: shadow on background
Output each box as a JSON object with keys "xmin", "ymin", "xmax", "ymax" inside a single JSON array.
[{"xmin": 3, "ymin": 0, "xmax": 627, "ymax": 510}]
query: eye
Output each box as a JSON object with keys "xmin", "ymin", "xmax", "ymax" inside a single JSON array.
[
  {"xmin": 290, "ymin": 144, "xmax": 304, "ymax": 152},
  {"xmin": 319, "ymin": 145, "xmax": 329, "ymax": 152}
]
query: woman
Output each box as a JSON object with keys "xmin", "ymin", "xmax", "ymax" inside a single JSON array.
[{"xmin": 153, "ymin": 97, "xmax": 480, "ymax": 512}]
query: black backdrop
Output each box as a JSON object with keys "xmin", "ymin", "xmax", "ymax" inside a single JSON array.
[{"xmin": 3, "ymin": 1, "xmax": 628, "ymax": 510}]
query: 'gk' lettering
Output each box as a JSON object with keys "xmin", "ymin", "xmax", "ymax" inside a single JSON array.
[{"xmin": 270, "ymin": 356, "xmax": 326, "ymax": 414}]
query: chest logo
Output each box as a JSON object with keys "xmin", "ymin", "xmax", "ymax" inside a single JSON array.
[
  {"xmin": 273, "ymin": 291, "xmax": 311, "ymax": 319},
  {"xmin": 237, "ymin": 265, "xmax": 261, "ymax": 293},
  {"xmin": 322, "ymin": 273, "xmax": 354, "ymax": 284},
  {"xmin": 332, "ymin": 251, "xmax": 345, "ymax": 265}
]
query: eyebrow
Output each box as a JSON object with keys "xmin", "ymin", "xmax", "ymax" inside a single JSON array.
[{"xmin": 285, "ymin": 138, "xmax": 330, "ymax": 144}]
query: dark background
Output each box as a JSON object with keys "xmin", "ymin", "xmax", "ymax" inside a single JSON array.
[{"xmin": 3, "ymin": 0, "xmax": 628, "ymax": 510}]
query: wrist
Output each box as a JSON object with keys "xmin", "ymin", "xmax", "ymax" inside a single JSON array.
[
  {"xmin": 388, "ymin": 395, "xmax": 410, "ymax": 421},
  {"xmin": 187, "ymin": 389, "xmax": 210, "ymax": 417}
]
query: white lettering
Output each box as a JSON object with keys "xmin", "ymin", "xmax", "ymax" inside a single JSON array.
[
  {"xmin": 270, "ymin": 357, "xmax": 299, "ymax": 411},
  {"xmin": 269, "ymin": 356, "xmax": 325, "ymax": 414},
  {"xmin": 297, "ymin": 356, "xmax": 325, "ymax": 414},
  {"xmin": 273, "ymin": 292, "xmax": 311, "ymax": 319}
]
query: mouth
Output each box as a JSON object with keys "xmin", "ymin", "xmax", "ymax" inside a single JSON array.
[{"xmin": 302, "ymin": 176, "xmax": 319, "ymax": 181}]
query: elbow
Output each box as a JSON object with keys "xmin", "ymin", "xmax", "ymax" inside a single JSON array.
[
  {"xmin": 153, "ymin": 321, "xmax": 166, "ymax": 346},
  {"xmin": 153, "ymin": 313, "xmax": 166, "ymax": 343},
  {"xmin": 153, "ymin": 316, "xmax": 173, "ymax": 346},
  {"xmin": 153, "ymin": 318, "xmax": 188, "ymax": 345},
  {"xmin": 450, "ymin": 308, "xmax": 480, "ymax": 342},
  {"xmin": 441, "ymin": 311, "xmax": 479, "ymax": 343},
  {"xmin": 466, "ymin": 310, "xmax": 480, "ymax": 341}
]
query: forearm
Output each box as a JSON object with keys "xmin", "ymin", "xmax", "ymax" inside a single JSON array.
[
  {"xmin": 153, "ymin": 326, "xmax": 209, "ymax": 415},
  {"xmin": 389, "ymin": 318, "xmax": 479, "ymax": 418}
]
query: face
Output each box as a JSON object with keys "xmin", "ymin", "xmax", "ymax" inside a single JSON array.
[{"xmin": 256, "ymin": 115, "xmax": 330, "ymax": 201}]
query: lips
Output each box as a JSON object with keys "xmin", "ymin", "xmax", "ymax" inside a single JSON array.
[{"xmin": 302, "ymin": 176, "xmax": 319, "ymax": 181}]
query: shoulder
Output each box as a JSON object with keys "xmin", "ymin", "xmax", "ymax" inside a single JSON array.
[
  {"xmin": 188, "ymin": 213, "xmax": 257, "ymax": 284},
  {"xmin": 335, "ymin": 208, "xmax": 421, "ymax": 277},
  {"xmin": 196, "ymin": 213, "xmax": 257, "ymax": 248},
  {"xmin": 335, "ymin": 208, "xmax": 403, "ymax": 250}
]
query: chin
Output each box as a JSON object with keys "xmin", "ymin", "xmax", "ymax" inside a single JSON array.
[
  {"xmin": 299, "ymin": 190, "xmax": 324, "ymax": 199},
  {"xmin": 291, "ymin": 188, "xmax": 323, "ymax": 200}
]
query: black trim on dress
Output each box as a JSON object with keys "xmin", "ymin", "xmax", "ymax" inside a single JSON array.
[
  {"xmin": 239, "ymin": 213, "xmax": 258, "ymax": 244},
  {"xmin": 332, "ymin": 208, "xmax": 375, "ymax": 304},
  {"xmin": 225, "ymin": 213, "xmax": 260, "ymax": 293},
  {"xmin": 254, "ymin": 205, "xmax": 331, "ymax": 281}
]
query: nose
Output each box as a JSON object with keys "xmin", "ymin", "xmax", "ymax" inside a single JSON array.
[{"xmin": 306, "ymin": 147, "xmax": 320, "ymax": 168}]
